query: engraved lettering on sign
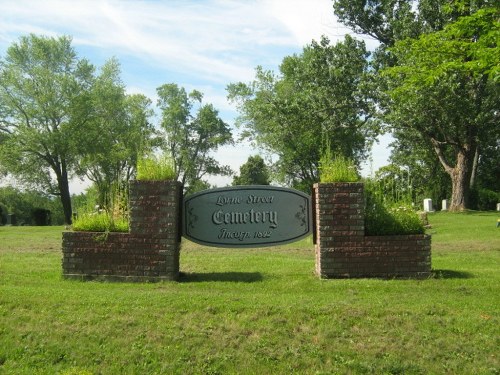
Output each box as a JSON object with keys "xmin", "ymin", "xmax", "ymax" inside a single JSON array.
[
  {"xmin": 212, "ymin": 209, "xmax": 278, "ymax": 228},
  {"xmin": 218, "ymin": 229, "xmax": 251, "ymax": 241},
  {"xmin": 216, "ymin": 196, "xmax": 241, "ymax": 206},
  {"xmin": 247, "ymin": 195, "xmax": 274, "ymax": 204}
]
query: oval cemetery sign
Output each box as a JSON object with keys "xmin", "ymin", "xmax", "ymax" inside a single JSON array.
[{"xmin": 183, "ymin": 186, "xmax": 312, "ymax": 247}]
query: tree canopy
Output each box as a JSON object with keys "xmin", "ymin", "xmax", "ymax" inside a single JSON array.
[{"xmin": 227, "ymin": 35, "xmax": 378, "ymax": 191}]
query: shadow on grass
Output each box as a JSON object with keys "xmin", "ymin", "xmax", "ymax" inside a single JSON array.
[
  {"xmin": 179, "ymin": 272, "xmax": 263, "ymax": 283},
  {"xmin": 432, "ymin": 269, "xmax": 474, "ymax": 279}
]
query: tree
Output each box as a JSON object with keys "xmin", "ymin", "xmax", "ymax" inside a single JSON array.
[
  {"xmin": 232, "ymin": 155, "xmax": 270, "ymax": 186},
  {"xmin": 77, "ymin": 59, "xmax": 154, "ymax": 209},
  {"xmin": 227, "ymin": 35, "xmax": 378, "ymax": 191},
  {"xmin": 381, "ymin": 8, "xmax": 499, "ymax": 210},
  {"xmin": 157, "ymin": 83, "xmax": 233, "ymax": 193},
  {"xmin": 0, "ymin": 34, "xmax": 95, "ymax": 224}
]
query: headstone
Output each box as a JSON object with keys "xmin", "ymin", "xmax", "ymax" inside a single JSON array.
[
  {"xmin": 442, "ymin": 199, "xmax": 449, "ymax": 211},
  {"xmin": 497, "ymin": 203, "xmax": 500, "ymax": 212},
  {"xmin": 423, "ymin": 198, "xmax": 434, "ymax": 212},
  {"xmin": 7, "ymin": 214, "xmax": 16, "ymax": 226}
]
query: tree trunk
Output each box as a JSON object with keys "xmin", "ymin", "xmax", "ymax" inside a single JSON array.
[
  {"xmin": 449, "ymin": 150, "xmax": 474, "ymax": 211},
  {"xmin": 469, "ymin": 146, "xmax": 479, "ymax": 189},
  {"xmin": 56, "ymin": 161, "xmax": 73, "ymax": 225}
]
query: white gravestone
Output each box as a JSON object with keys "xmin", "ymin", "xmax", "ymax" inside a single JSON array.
[
  {"xmin": 442, "ymin": 199, "xmax": 449, "ymax": 211},
  {"xmin": 497, "ymin": 203, "xmax": 500, "ymax": 211},
  {"xmin": 423, "ymin": 198, "xmax": 434, "ymax": 212}
]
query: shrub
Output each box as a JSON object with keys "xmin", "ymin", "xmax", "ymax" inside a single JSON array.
[
  {"xmin": 136, "ymin": 154, "xmax": 176, "ymax": 181},
  {"xmin": 476, "ymin": 189, "xmax": 499, "ymax": 211},
  {"xmin": 319, "ymin": 152, "xmax": 359, "ymax": 183},
  {"xmin": 72, "ymin": 212, "xmax": 129, "ymax": 232}
]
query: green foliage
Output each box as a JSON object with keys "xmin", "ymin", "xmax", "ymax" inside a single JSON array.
[
  {"xmin": 157, "ymin": 83, "xmax": 232, "ymax": 193},
  {"xmin": 0, "ymin": 34, "xmax": 96, "ymax": 224},
  {"xmin": 136, "ymin": 154, "xmax": 176, "ymax": 181},
  {"xmin": 319, "ymin": 150, "xmax": 359, "ymax": 183},
  {"xmin": 469, "ymin": 188, "xmax": 500, "ymax": 211},
  {"xmin": 232, "ymin": 155, "xmax": 270, "ymax": 185},
  {"xmin": 0, "ymin": 186, "xmax": 64, "ymax": 225},
  {"xmin": 227, "ymin": 35, "xmax": 377, "ymax": 189},
  {"xmin": 72, "ymin": 212, "xmax": 128, "ymax": 233},
  {"xmin": 77, "ymin": 58, "xmax": 155, "ymax": 211},
  {"xmin": 364, "ymin": 180, "xmax": 424, "ymax": 235}
]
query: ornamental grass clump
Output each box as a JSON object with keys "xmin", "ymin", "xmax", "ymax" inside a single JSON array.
[
  {"xmin": 136, "ymin": 154, "xmax": 176, "ymax": 181},
  {"xmin": 72, "ymin": 212, "xmax": 129, "ymax": 233},
  {"xmin": 72, "ymin": 184, "xmax": 129, "ymax": 233},
  {"xmin": 319, "ymin": 151, "xmax": 359, "ymax": 183}
]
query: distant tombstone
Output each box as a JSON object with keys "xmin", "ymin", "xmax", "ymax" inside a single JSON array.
[
  {"xmin": 442, "ymin": 199, "xmax": 449, "ymax": 211},
  {"xmin": 423, "ymin": 198, "xmax": 434, "ymax": 212},
  {"xmin": 497, "ymin": 203, "xmax": 500, "ymax": 212},
  {"xmin": 7, "ymin": 214, "xmax": 16, "ymax": 226}
]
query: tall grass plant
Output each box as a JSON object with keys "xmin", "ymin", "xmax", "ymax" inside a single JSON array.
[
  {"xmin": 136, "ymin": 154, "xmax": 176, "ymax": 181},
  {"xmin": 319, "ymin": 148, "xmax": 359, "ymax": 183},
  {"xmin": 364, "ymin": 179, "xmax": 424, "ymax": 235}
]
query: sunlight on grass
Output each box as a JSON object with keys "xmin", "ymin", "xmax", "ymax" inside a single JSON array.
[{"xmin": 0, "ymin": 212, "xmax": 499, "ymax": 374}]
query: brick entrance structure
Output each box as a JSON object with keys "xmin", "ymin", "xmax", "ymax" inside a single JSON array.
[
  {"xmin": 62, "ymin": 181, "xmax": 182, "ymax": 281},
  {"xmin": 62, "ymin": 181, "xmax": 431, "ymax": 281},
  {"xmin": 313, "ymin": 183, "xmax": 431, "ymax": 278}
]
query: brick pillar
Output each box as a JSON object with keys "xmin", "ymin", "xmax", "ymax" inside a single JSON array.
[
  {"xmin": 314, "ymin": 182, "xmax": 364, "ymax": 278},
  {"xmin": 129, "ymin": 180, "xmax": 182, "ymax": 280}
]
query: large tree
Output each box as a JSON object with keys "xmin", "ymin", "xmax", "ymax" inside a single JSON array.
[
  {"xmin": 156, "ymin": 83, "xmax": 233, "ymax": 193},
  {"xmin": 333, "ymin": 1, "xmax": 498, "ymax": 210},
  {"xmin": 381, "ymin": 8, "xmax": 499, "ymax": 210},
  {"xmin": 0, "ymin": 34, "xmax": 95, "ymax": 224},
  {"xmin": 227, "ymin": 35, "xmax": 378, "ymax": 191}
]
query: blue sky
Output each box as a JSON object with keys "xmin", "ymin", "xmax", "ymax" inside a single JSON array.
[{"xmin": 0, "ymin": 0, "xmax": 390, "ymax": 192}]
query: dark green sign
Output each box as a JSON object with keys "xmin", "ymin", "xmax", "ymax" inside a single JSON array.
[{"xmin": 183, "ymin": 186, "xmax": 311, "ymax": 247}]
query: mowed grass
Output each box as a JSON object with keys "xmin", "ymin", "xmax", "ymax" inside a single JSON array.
[{"xmin": 0, "ymin": 212, "xmax": 499, "ymax": 374}]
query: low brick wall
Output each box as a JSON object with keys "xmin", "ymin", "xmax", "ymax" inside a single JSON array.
[
  {"xmin": 314, "ymin": 183, "xmax": 431, "ymax": 279},
  {"xmin": 62, "ymin": 180, "xmax": 181, "ymax": 282}
]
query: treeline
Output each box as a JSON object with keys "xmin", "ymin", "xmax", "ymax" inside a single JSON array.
[
  {"xmin": 1, "ymin": 1, "xmax": 498, "ymax": 225},
  {"xmin": 0, "ymin": 187, "xmax": 64, "ymax": 225}
]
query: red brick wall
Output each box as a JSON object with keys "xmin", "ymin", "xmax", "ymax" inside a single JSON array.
[
  {"xmin": 314, "ymin": 183, "xmax": 431, "ymax": 278},
  {"xmin": 62, "ymin": 180, "xmax": 181, "ymax": 282}
]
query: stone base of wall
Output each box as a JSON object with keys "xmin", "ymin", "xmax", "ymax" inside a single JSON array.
[
  {"xmin": 314, "ymin": 183, "xmax": 431, "ymax": 279},
  {"xmin": 62, "ymin": 181, "xmax": 181, "ymax": 282}
]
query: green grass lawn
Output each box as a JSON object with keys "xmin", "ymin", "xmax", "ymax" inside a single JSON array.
[{"xmin": 0, "ymin": 212, "xmax": 499, "ymax": 374}]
